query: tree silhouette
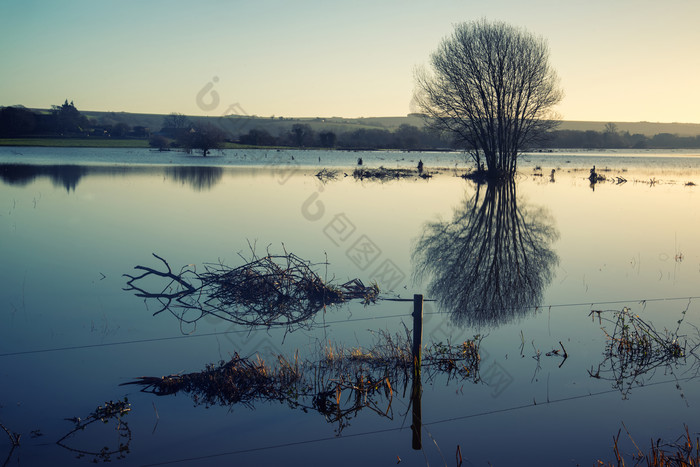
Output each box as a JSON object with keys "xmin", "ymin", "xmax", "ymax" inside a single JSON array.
[
  {"xmin": 412, "ymin": 180, "xmax": 559, "ymax": 327},
  {"xmin": 290, "ymin": 123, "xmax": 314, "ymax": 147},
  {"xmin": 319, "ymin": 130, "xmax": 337, "ymax": 148},
  {"xmin": 181, "ymin": 123, "xmax": 227, "ymax": 156},
  {"xmin": 0, "ymin": 106, "xmax": 36, "ymax": 137},
  {"xmin": 51, "ymin": 99, "xmax": 89, "ymax": 135},
  {"xmin": 162, "ymin": 112, "xmax": 190, "ymax": 130},
  {"xmin": 414, "ymin": 20, "xmax": 563, "ymax": 179}
]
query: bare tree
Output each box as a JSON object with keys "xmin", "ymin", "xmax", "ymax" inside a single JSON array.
[
  {"xmin": 290, "ymin": 123, "xmax": 314, "ymax": 147},
  {"xmin": 181, "ymin": 123, "xmax": 227, "ymax": 156},
  {"xmin": 163, "ymin": 112, "xmax": 190, "ymax": 130},
  {"xmin": 604, "ymin": 122, "xmax": 618, "ymax": 135},
  {"xmin": 414, "ymin": 20, "xmax": 563, "ymax": 179}
]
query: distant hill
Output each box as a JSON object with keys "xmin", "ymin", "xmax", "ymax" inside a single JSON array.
[
  {"xmin": 35, "ymin": 109, "xmax": 699, "ymax": 137},
  {"xmin": 556, "ymin": 120, "xmax": 700, "ymax": 137},
  {"xmin": 24, "ymin": 108, "xmax": 700, "ymax": 138},
  {"xmin": 67, "ymin": 110, "xmax": 429, "ymax": 137}
]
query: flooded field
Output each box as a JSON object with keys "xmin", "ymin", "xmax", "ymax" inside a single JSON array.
[{"xmin": 1, "ymin": 147, "xmax": 700, "ymax": 465}]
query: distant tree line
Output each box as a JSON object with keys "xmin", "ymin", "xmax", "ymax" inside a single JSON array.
[
  {"xmin": 0, "ymin": 101, "xmax": 150, "ymax": 139},
  {"xmin": 150, "ymin": 113, "xmax": 226, "ymax": 155},
  {"xmin": 237, "ymin": 123, "xmax": 700, "ymax": 151},
  {"xmin": 537, "ymin": 123, "xmax": 700, "ymax": 149},
  {"xmin": 238, "ymin": 123, "xmax": 454, "ymax": 150},
  {"xmin": 3, "ymin": 104, "xmax": 700, "ymax": 151}
]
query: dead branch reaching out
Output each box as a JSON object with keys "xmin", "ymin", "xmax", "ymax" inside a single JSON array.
[
  {"xmin": 123, "ymin": 250, "xmax": 380, "ymax": 332},
  {"xmin": 122, "ymin": 253, "xmax": 201, "ymax": 316}
]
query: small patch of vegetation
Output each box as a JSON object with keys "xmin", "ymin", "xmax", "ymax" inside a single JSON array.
[
  {"xmin": 458, "ymin": 168, "xmax": 490, "ymax": 183},
  {"xmin": 601, "ymin": 424, "xmax": 700, "ymax": 466},
  {"xmin": 123, "ymin": 330, "xmax": 482, "ymax": 434},
  {"xmin": 353, "ymin": 166, "xmax": 429, "ymax": 181},
  {"xmin": 425, "ymin": 338, "xmax": 482, "ymax": 379},
  {"xmin": 585, "ymin": 166, "xmax": 629, "ymax": 186},
  {"xmin": 588, "ymin": 307, "xmax": 697, "ymax": 398},
  {"xmin": 315, "ymin": 168, "xmax": 339, "ymax": 182},
  {"xmin": 57, "ymin": 398, "xmax": 131, "ymax": 463},
  {"xmin": 589, "ymin": 165, "xmax": 606, "ymax": 183}
]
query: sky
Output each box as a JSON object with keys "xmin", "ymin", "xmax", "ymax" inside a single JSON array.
[{"xmin": 1, "ymin": 0, "xmax": 699, "ymax": 123}]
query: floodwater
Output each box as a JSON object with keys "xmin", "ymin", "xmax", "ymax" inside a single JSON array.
[{"xmin": 1, "ymin": 147, "xmax": 699, "ymax": 465}]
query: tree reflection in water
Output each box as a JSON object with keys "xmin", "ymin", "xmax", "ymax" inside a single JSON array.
[
  {"xmin": 0, "ymin": 164, "xmax": 225, "ymax": 192},
  {"xmin": 164, "ymin": 166, "xmax": 223, "ymax": 191},
  {"xmin": 0, "ymin": 164, "xmax": 88, "ymax": 192},
  {"xmin": 413, "ymin": 180, "xmax": 559, "ymax": 327}
]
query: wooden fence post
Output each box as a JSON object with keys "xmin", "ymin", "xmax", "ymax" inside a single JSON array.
[
  {"xmin": 411, "ymin": 294, "xmax": 423, "ymax": 450},
  {"xmin": 412, "ymin": 294, "xmax": 423, "ymax": 376}
]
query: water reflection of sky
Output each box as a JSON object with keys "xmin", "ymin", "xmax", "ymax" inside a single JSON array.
[{"xmin": 0, "ymin": 153, "xmax": 699, "ymax": 465}]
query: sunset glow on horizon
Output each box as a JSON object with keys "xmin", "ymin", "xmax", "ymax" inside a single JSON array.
[{"xmin": 1, "ymin": 0, "xmax": 699, "ymax": 123}]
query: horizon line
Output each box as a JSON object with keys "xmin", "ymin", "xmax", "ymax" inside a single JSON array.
[{"xmin": 3, "ymin": 104, "xmax": 700, "ymax": 126}]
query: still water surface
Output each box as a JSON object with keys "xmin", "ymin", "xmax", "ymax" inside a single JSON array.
[{"xmin": 1, "ymin": 147, "xmax": 699, "ymax": 465}]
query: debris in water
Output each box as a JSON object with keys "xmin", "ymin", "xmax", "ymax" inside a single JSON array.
[
  {"xmin": 123, "ymin": 246, "xmax": 379, "ymax": 332},
  {"xmin": 588, "ymin": 306, "xmax": 697, "ymax": 398},
  {"xmin": 122, "ymin": 330, "xmax": 483, "ymax": 434}
]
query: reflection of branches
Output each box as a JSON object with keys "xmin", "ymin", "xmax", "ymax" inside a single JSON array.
[
  {"xmin": 1, "ymin": 418, "xmax": 21, "ymax": 467},
  {"xmin": 0, "ymin": 164, "xmax": 225, "ymax": 193},
  {"xmin": 164, "ymin": 166, "xmax": 223, "ymax": 191},
  {"xmin": 123, "ymin": 248, "xmax": 379, "ymax": 333},
  {"xmin": 315, "ymin": 168, "xmax": 339, "ymax": 183},
  {"xmin": 56, "ymin": 398, "xmax": 131, "ymax": 463},
  {"xmin": 588, "ymin": 307, "xmax": 700, "ymax": 399},
  {"xmin": 0, "ymin": 420, "xmax": 21, "ymax": 447},
  {"xmin": 413, "ymin": 180, "xmax": 559, "ymax": 327},
  {"xmin": 602, "ymin": 424, "xmax": 700, "ymax": 466},
  {"xmin": 122, "ymin": 330, "xmax": 482, "ymax": 435}
]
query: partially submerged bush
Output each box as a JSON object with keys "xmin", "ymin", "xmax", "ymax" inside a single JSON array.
[
  {"xmin": 353, "ymin": 166, "xmax": 429, "ymax": 180},
  {"xmin": 589, "ymin": 307, "xmax": 696, "ymax": 398},
  {"xmin": 123, "ymin": 330, "xmax": 483, "ymax": 434},
  {"xmin": 315, "ymin": 168, "xmax": 338, "ymax": 182},
  {"xmin": 57, "ymin": 398, "xmax": 132, "ymax": 462}
]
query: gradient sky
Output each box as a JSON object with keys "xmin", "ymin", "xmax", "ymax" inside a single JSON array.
[{"xmin": 1, "ymin": 0, "xmax": 699, "ymax": 123}]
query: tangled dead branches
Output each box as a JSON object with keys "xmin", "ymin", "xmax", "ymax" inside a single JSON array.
[
  {"xmin": 353, "ymin": 166, "xmax": 430, "ymax": 181},
  {"xmin": 588, "ymin": 306, "xmax": 699, "ymax": 398},
  {"xmin": 123, "ymin": 353, "xmax": 302, "ymax": 408},
  {"xmin": 57, "ymin": 398, "xmax": 132, "ymax": 463},
  {"xmin": 123, "ymin": 247, "xmax": 380, "ymax": 332}
]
